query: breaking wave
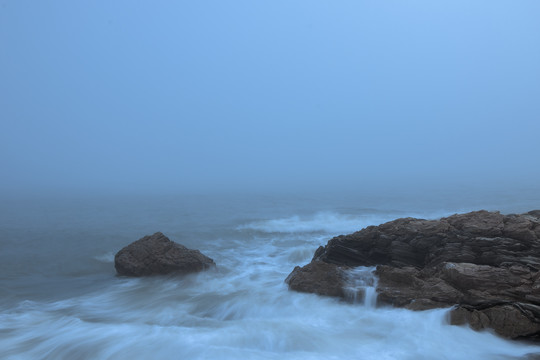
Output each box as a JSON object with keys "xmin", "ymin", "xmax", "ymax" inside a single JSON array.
[{"xmin": 237, "ymin": 211, "xmax": 395, "ymax": 234}]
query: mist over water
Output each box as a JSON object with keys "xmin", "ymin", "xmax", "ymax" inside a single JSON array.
[
  {"xmin": 1, "ymin": 0, "xmax": 540, "ymax": 358},
  {"xmin": 1, "ymin": 191, "xmax": 540, "ymax": 359},
  {"xmin": 1, "ymin": 0, "xmax": 539, "ymax": 197}
]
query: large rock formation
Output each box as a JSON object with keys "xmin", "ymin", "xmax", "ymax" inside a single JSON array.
[
  {"xmin": 115, "ymin": 232, "xmax": 215, "ymax": 276},
  {"xmin": 286, "ymin": 210, "xmax": 540, "ymax": 340}
]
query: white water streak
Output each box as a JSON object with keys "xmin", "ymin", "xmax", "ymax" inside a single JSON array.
[
  {"xmin": 343, "ymin": 266, "xmax": 379, "ymax": 307},
  {"xmin": 238, "ymin": 212, "xmax": 391, "ymax": 234},
  {"xmin": 2, "ymin": 205, "xmax": 540, "ymax": 360}
]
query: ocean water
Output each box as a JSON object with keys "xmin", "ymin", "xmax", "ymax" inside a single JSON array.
[{"xmin": 1, "ymin": 189, "xmax": 540, "ymax": 360}]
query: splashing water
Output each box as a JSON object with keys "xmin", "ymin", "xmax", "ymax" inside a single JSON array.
[
  {"xmin": 237, "ymin": 212, "xmax": 394, "ymax": 234},
  {"xmin": 343, "ymin": 266, "xmax": 379, "ymax": 307},
  {"xmin": 2, "ymin": 195, "xmax": 540, "ymax": 359}
]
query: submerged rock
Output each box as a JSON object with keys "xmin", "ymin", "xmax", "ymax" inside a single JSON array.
[
  {"xmin": 115, "ymin": 232, "xmax": 215, "ymax": 276},
  {"xmin": 286, "ymin": 210, "xmax": 540, "ymax": 340}
]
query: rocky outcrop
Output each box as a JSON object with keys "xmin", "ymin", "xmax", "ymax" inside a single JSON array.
[
  {"xmin": 115, "ymin": 232, "xmax": 215, "ymax": 276},
  {"xmin": 286, "ymin": 210, "xmax": 540, "ymax": 340}
]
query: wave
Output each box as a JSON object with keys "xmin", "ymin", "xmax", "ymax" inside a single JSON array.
[
  {"xmin": 93, "ymin": 252, "xmax": 115, "ymax": 263},
  {"xmin": 2, "ymin": 289, "xmax": 539, "ymax": 360},
  {"xmin": 237, "ymin": 208, "xmax": 467, "ymax": 235},
  {"xmin": 237, "ymin": 211, "xmax": 398, "ymax": 234}
]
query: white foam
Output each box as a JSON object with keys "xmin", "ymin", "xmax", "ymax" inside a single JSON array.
[
  {"xmin": 237, "ymin": 212, "xmax": 392, "ymax": 234},
  {"xmin": 343, "ymin": 266, "xmax": 379, "ymax": 307},
  {"xmin": 93, "ymin": 252, "xmax": 115, "ymax": 263},
  {"xmin": 3, "ymin": 202, "xmax": 540, "ymax": 360},
  {"xmin": 2, "ymin": 286, "xmax": 539, "ymax": 360}
]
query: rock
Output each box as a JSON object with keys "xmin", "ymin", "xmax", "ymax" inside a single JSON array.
[
  {"xmin": 285, "ymin": 261, "xmax": 345, "ymax": 298},
  {"xmin": 313, "ymin": 210, "xmax": 540, "ymax": 269},
  {"xmin": 286, "ymin": 210, "xmax": 540, "ymax": 340},
  {"xmin": 375, "ymin": 265, "xmax": 463, "ymax": 310},
  {"xmin": 115, "ymin": 232, "xmax": 215, "ymax": 276},
  {"xmin": 450, "ymin": 303, "xmax": 540, "ymax": 339}
]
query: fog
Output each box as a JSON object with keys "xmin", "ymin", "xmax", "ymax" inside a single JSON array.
[{"xmin": 1, "ymin": 0, "xmax": 539, "ymax": 197}]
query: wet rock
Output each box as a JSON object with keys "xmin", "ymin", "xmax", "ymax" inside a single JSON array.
[
  {"xmin": 286, "ymin": 210, "xmax": 540, "ymax": 340},
  {"xmin": 375, "ymin": 265, "xmax": 463, "ymax": 310},
  {"xmin": 450, "ymin": 303, "xmax": 540, "ymax": 339},
  {"xmin": 313, "ymin": 210, "xmax": 540, "ymax": 269},
  {"xmin": 285, "ymin": 261, "xmax": 345, "ymax": 298},
  {"xmin": 115, "ymin": 232, "xmax": 215, "ymax": 276}
]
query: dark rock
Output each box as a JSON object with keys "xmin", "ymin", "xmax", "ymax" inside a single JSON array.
[
  {"xmin": 450, "ymin": 303, "xmax": 540, "ymax": 339},
  {"xmin": 115, "ymin": 232, "xmax": 215, "ymax": 276},
  {"xmin": 375, "ymin": 265, "xmax": 463, "ymax": 310},
  {"xmin": 285, "ymin": 261, "xmax": 345, "ymax": 298},
  {"xmin": 313, "ymin": 210, "xmax": 540, "ymax": 269},
  {"xmin": 286, "ymin": 210, "xmax": 540, "ymax": 340}
]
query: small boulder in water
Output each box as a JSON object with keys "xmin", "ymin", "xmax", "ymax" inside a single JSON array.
[{"xmin": 114, "ymin": 232, "xmax": 215, "ymax": 276}]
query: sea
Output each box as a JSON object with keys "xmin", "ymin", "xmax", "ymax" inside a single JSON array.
[{"xmin": 1, "ymin": 187, "xmax": 540, "ymax": 360}]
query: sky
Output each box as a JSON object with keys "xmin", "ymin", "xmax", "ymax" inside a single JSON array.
[{"xmin": 1, "ymin": 0, "xmax": 539, "ymax": 196}]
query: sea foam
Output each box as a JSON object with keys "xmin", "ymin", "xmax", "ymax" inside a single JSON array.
[{"xmin": 237, "ymin": 211, "xmax": 394, "ymax": 234}]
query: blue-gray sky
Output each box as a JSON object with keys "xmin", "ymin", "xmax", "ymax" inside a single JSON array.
[{"xmin": 1, "ymin": 0, "xmax": 539, "ymax": 195}]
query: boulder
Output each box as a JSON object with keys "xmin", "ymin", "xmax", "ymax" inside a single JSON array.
[
  {"xmin": 286, "ymin": 210, "xmax": 540, "ymax": 340},
  {"xmin": 115, "ymin": 232, "xmax": 215, "ymax": 276},
  {"xmin": 285, "ymin": 261, "xmax": 345, "ymax": 298}
]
